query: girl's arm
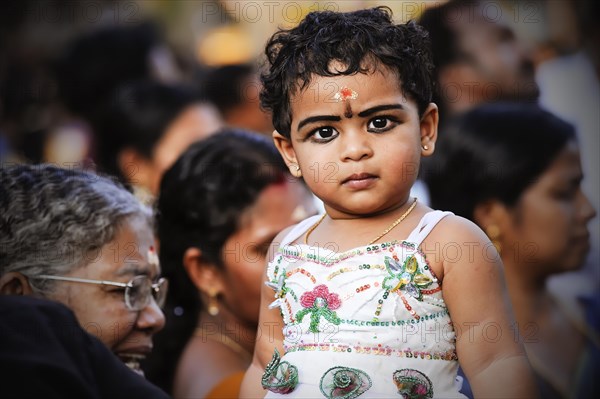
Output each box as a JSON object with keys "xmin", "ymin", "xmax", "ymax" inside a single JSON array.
[
  {"xmin": 433, "ymin": 215, "xmax": 538, "ymax": 398},
  {"xmin": 239, "ymin": 230, "xmax": 288, "ymax": 399}
]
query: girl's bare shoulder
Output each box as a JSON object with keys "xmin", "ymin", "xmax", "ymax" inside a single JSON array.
[{"xmin": 427, "ymin": 213, "xmax": 489, "ymax": 247}]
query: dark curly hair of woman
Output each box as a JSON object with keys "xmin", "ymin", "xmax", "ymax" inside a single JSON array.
[{"xmin": 261, "ymin": 6, "xmax": 434, "ymax": 138}]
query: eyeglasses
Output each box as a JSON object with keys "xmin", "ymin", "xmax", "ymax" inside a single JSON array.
[{"xmin": 36, "ymin": 274, "xmax": 168, "ymax": 312}]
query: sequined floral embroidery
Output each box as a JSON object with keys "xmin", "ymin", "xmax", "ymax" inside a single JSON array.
[
  {"xmin": 382, "ymin": 256, "xmax": 433, "ymax": 301},
  {"xmin": 265, "ymin": 272, "xmax": 286, "ymax": 309},
  {"xmin": 320, "ymin": 366, "xmax": 372, "ymax": 399},
  {"xmin": 393, "ymin": 369, "xmax": 434, "ymax": 399},
  {"xmin": 296, "ymin": 284, "xmax": 341, "ymax": 333},
  {"xmin": 261, "ymin": 349, "xmax": 298, "ymax": 394}
]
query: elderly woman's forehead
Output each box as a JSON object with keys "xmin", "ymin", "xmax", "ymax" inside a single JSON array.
[
  {"xmin": 114, "ymin": 261, "xmax": 159, "ymax": 278},
  {"xmin": 106, "ymin": 217, "xmax": 158, "ymax": 273}
]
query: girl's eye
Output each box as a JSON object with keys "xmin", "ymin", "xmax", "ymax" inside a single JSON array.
[
  {"xmin": 311, "ymin": 127, "xmax": 339, "ymax": 142},
  {"xmin": 367, "ymin": 117, "xmax": 398, "ymax": 132}
]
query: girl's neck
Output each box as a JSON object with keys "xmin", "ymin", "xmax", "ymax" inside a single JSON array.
[
  {"xmin": 324, "ymin": 196, "xmax": 413, "ymax": 221},
  {"xmin": 305, "ymin": 198, "xmax": 419, "ymax": 252}
]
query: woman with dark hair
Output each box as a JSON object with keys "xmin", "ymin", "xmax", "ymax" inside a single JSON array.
[
  {"xmin": 96, "ymin": 80, "xmax": 222, "ymax": 201},
  {"xmin": 143, "ymin": 129, "xmax": 316, "ymax": 398},
  {"xmin": 426, "ymin": 103, "xmax": 598, "ymax": 398},
  {"xmin": 201, "ymin": 63, "xmax": 274, "ymax": 135}
]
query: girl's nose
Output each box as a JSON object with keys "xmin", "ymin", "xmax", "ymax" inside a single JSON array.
[{"xmin": 341, "ymin": 131, "xmax": 374, "ymax": 162}]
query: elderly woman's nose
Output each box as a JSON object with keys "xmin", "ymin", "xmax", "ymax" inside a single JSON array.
[{"xmin": 137, "ymin": 298, "xmax": 166, "ymax": 333}]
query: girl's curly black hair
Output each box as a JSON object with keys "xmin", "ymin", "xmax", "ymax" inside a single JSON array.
[{"xmin": 261, "ymin": 6, "xmax": 434, "ymax": 138}]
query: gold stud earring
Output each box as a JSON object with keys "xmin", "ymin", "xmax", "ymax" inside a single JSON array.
[
  {"xmin": 486, "ymin": 224, "xmax": 502, "ymax": 254},
  {"xmin": 422, "ymin": 144, "xmax": 429, "ymax": 151},
  {"xmin": 207, "ymin": 291, "xmax": 220, "ymax": 316},
  {"xmin": 290, "ymin": 163, "xmax": 302, "ymax": 177}
]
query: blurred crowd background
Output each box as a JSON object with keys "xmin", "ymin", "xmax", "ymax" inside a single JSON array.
[
  {"xmin": 1, "ymin": 1, "xmax": 599, "ymax": 397},
  {"xmin": 1, "ymin": 0, "xmax": 597, "ymax": 277},
  {"xmin": 0, "ymin": 0, "xmax": 595, "ymax": 163}
]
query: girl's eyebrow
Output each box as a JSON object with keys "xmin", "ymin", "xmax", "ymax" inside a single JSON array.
[
  {"xmin": 297, "ymin": 115, "xmax": 341, "ymax": 130},
  {"xmin": 358, "ymin": 104, "xmax": 404, "ymax": 117}
]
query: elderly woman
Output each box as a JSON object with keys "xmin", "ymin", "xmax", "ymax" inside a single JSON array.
[{"xmin": 0, "ymin": 164, "xmax": 167, "ymax": 376}]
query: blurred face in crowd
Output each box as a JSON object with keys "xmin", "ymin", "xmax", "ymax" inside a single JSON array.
[
  {"xmin": 218, "ymin": 179, "xmax": 317, "ymax": 326},
  {"xmin": 456, "ymin": 18, "xmax": 538, "ymax": 99},
  {"xmin": 226, "ymin": 74, "xmax": 274, "ymax": 135},
  {"xmin": 439, "ymin": 2, "xmax": 539, "ymax": 109},
  {"xmin": 135, "ymin": 103, "xmax": 223, "ymax": 195},
  {"xmin": 500, "ymin": 141, "xmax": 595, "ymax": 275},
  {"xmin": 46, "ymin": 217, "xmax": 166, "ymax": 374}
]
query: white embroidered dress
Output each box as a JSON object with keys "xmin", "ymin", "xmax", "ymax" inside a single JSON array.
[{"xmin": 263, "ymin": 211, "xmax": 467, "ymax": 398}]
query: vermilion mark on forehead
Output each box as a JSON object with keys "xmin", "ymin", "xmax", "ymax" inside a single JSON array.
[
  {"xmin": 340, "ymin": 87, "xmax": 354, "ymax": 99},
  {"xmin": 333, "ymin": 87, "xmax": 358, "ymax": 101},
  {"xmin": 333, "ymin": 86, "xmax": 358, "ymax": 118}
]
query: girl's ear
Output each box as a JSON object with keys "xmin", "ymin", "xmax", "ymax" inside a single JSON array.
[
  {"xmin": 420, "ymin": 103, "xmax": 439, "ymax": 157},
  {"xmin": 0, "ymin": 272, "xmax": 34, "ymax": 295},
  {"xmin": 273, "ymin": 130, "xmax": 302, "ymax": 177},
  {"xmin": 182, "ymin": 247, "xmax": 224, "ymax": 296}
]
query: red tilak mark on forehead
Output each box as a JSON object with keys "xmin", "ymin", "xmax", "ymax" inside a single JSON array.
[
  {"xmin": 333, "ymin": 87, "xmax": 358, "ymax": 102},
  {"xmin": 340, "ymin": 87, "xmax": 354, "ymax": 99}
]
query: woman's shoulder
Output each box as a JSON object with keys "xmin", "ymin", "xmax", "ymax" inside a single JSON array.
[{"xmin": 174, "ymin": 336, "xmax": 248, "ymax": 398}]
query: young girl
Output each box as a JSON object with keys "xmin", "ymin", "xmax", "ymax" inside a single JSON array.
[{"xmin": 240, "ymin": 7, "xmax": 537, "ymax": 398}]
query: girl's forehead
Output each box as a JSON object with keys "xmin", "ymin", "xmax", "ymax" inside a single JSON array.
[
  {"xmin": 290, "ymin": 69, "xmax": 407, "ymax": 110},
  {"xmin": 303, "ymin": 65, "xmax": 401, "ymax": 89}
]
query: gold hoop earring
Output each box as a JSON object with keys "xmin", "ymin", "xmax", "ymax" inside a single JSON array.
[
  {"xmin": 207, "ymin": 291, "xmax": 220, "ymax": 316},
  {"xmin": 486, "ymin": 224, "xmax": 502, "ymax": 254}
]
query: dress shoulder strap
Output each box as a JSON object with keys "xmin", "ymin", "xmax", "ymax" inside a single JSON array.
[
  {"xmin": 280, "ymin": 214, "xmax": 323, "ymax": 246},
  {"xmin": 405, "ymin": 210, "xmax": 453, "ymax": 248}
]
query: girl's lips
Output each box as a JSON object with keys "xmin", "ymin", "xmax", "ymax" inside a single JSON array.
[{"xmin": 342, "ymin": 173, "xmax": 378, "ymax": 189}]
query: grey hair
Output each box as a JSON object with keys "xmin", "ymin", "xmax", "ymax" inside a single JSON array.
[{"xmin": 0, "ymin": 164, "xmax": 153, "ymax": 295}]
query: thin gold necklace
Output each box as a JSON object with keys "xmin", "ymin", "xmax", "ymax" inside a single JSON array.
[{"xmin": 304, "ymin": 198, "xmax": 418, "ymax": 246}]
